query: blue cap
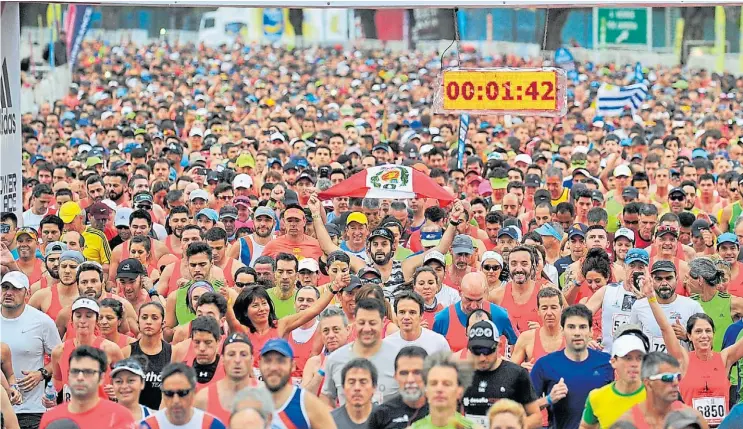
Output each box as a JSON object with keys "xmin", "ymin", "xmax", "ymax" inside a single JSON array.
[
  {"xmin": 196, "ymin": 208, "xmax": 218, "ymax": 222},
  {"xmin": 625, "ymin": 248, "xmax": 649, "ymax": 265},
  {"xmin": 30, "ymin": 154, "xmax": 46, "ymax": 165},
  {"xmin": 78, "ymin": 118, "xmax": 90, "ymax": 127},
  {"xmin": 69, "ymin": 137, "xmax": 85, "ymax": 148},
  {"xmin": 717, "ymin": 232, "xmax": 739, "ymax": 247},
  {"xmin": 568, "ymin": 223, "xmax": 588, "ymax": 239},
  {"xmin": 260, "ymin": 338, "xmax": 294, "ymax": 358},
  {"xmin": 691, "ymin": 148, "xmax": 709, "ymax": 160},
  {"xmin": 535, "ymin": 223, "xmax": 563, "ymax": 241}
]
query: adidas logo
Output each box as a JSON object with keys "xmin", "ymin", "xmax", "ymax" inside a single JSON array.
[
  {"xmin": 0, "ymin": 59, "xmax": 17, "ymax": 136},
  {"xmin": 0, "ymin": 59, "xmax": 12, "ymax": 108}
]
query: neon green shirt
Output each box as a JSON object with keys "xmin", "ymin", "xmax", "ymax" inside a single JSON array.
[
  {"xmin": 411, "ymin": 414, "xmax": 479, "ymax": 429},
  {"xmin": 267, "ymin": 287, "xmax": 297, "ymax": 319}
]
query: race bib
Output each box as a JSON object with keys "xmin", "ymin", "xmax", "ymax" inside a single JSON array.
[
  {"xmin": 612, "ymin": 313, "xmax": 630, "ymax": 334},
  {"xmin": 465, "ymin": 414, "xmax": 489, "ymax": 428},
  {"xmin": 651, "ymin": 336, "xmax": 667, "ymax": 353},
  {"xmin": 62, "ymin": 384, "xmax": 71, "ymax": 403},
  {"xmin": 693, "ymin": 396, "xmax": 726, "ymax": 425}
]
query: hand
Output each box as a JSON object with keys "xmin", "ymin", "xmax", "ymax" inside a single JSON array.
[
  {"xmin": 420, "ymin": 319, "xmax": 430, "ymax": 330},
  {"xmin": 307, "ymin": 194, "xmax": 321, "ymax": 214},
  {"xmin": 527, "ymin": 321, "xmax": 541, "ymax": 330},
  {"xmin": 336, "ymin": 273, "xmax": 351, "ymax": 290},
  {"xmin": 449, "ymin": 201, "xmax": 464, "ymax": 222},
  {"xmin": 9, "ymin": 387, "xmax": 21, "ymax": 405},
  {"xmin": 587, "ymin": 340, "xmax": 601, "ymax": 350},
  {"xmin": 640, "ymin": 273, "xmax": 654, "ymax": 300},
  {"xmin": 18, "ymin": 370, "xmax": 43, "ymax": 392},
  {"xmin": 0, "ymin": 242, "xmax": 18, "ymax": 275},
  {"xmin": 521, "ymin": 358, "xmax": 535, "ymax": 372},
  {"xmin": 103, "ymin": 384, "xmax": 115, "ymax": 399},
  {"xmin": 176, "ymin": 278, "xmax": 189, "ymax": 289},
  {"xmin": 142, "ymin": 276, "xmax": 154, "ymax": 291},
  {"xmin": 701, "ymin": 229, "xmax": 714, "ymax": 248},
  {"xmin": 549, "ymin": 377, "xmax": 569, "ymax": 403},
  {"xmin": 672, "ymin": 319, "xmax": 687, "ymax": 340},
  {"xmin": 41, "ymin": 394, "xmax": 56, "ymax": 409},
  {"xmin": 218, "ymin": 285, "xmax": 230, "ymax": 300}
]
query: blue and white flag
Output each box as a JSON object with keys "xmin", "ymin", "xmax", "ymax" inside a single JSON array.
[
  {"xmin": 457, "ymin": 114, "xmax": 469, "ymax": 169},
  {"xmin": 634, "ymin": 62, "xmax": 643, "ymax": 83},
  {"xmin": 595, "ymin": 83, "xmax": 648, "ymax": 117}
]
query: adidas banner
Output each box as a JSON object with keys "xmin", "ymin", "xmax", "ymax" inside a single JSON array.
[{"xmin": 0, "ymin": 3, "xmax": 22, "ymax": 220}]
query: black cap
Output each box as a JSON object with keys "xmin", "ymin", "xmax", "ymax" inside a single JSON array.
[
  {"xmin": 534, "ymin": 189, "xmax": 552, "ymax": 206},
  {"xmin": 116, "ymin": 258, "xmax": 146, "ymax": 279},
  {"xmin": 325, "ymin": 223, "xmax": 343, "ymax": 238},
  {"xmin": 622, "ymin": 186, "xmax": 639, "ymax": 199},
  {"xmin": 650, "ymin": 260, "xmax": 677, "ymax": 274},
  {"xmin": 524, "ymin": 174, "xmax": 541, "ymax": 188},
  {"xmin": 669, "ymin": 187, "xmax": 685, "ymax": 197},
  {"xmin": 358, "ymin": 267, "xmax": 382, "ymax": 280},
  {"xmin": 568, "ymin": 223, "xmax": 588, "ymax": 239},
  {"xmin": 283, "ymin": 161, "xmax": 298, "ymax": 172},
  {"xmin": 207, "ymin": 171, "xmax": 221, "ymax": 183},
  {"xmin": 295, "ymin": 172, "xmax": 315, "ymax": 184},
  {"xmin": 368, "ymin": 227, "xmax": 395, "ymax": 243},
  {"xmin": 219, "ymin": 206, "xmax": 238, "ymax": 219},
  {"xmin": 467, "ymin": 320, "xmax": 500, "ymax": 349},
  {"xmin": 342, "ymin": 275, "xmax": 363, "ymax": 292},
  {"xmin": 690, "ymin": 219, "xmax": 711, "ymax": 238},
  {"xmin": 133, "ymin": 192, "xmax": 154, "ymax": 205},
  {"xmin": 591, "ymin": 189, "xmax": 605, "ymax": 202}
]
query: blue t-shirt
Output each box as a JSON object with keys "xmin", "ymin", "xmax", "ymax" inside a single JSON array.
[
  {"xmin": 719, "ymin": 403, "xmax": 743, "ymax": 429},
  {"xmin": 531, "ymin": 348, "xmax": 614, "ymax": 429},
  {"xmin": 432, "ymin": 302, "xmax": 518, "ymax": 345},
  {"xmin": 554, "ymin": 255, "xmax": 574, "ymax": 278}
]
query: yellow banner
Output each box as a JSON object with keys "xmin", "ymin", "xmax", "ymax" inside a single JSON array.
[
  {"xmin": 674, "ymin": 18, "xmax": 684, "ymax": 64},
  {"xmin": 714, "ymin": 6, "xmax": 726, "ymax": 73},
  {"xmin": 442, "ymin": 70, "xmax": 558, "ymax": 112}
]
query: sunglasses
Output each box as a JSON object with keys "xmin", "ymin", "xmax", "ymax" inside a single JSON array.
[
  {"xmin": 669, "ymin": 195, "xmax": 685, "ymax": 201},
  {"xmin": 482, "ymin": 265, "xmax": 501, "ymax": 272},
  {"xmin": 162, "ymin": 389, "xmax": 192, "ymax": 398},
  {"xmin": 469, "ymin": 346, "xmax": 497, "ymax": 356},
  {"xmin": 235, "ymin": 282, "xmax": 252, "ymax": 289},
  {"xmin": 648, "ymin": 372, "xmax": 681, "ymax": 383}
]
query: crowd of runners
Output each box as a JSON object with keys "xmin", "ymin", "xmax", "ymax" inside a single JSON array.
[{"xmin": 1, "ymin": 37, "xmax": 743, "ymax": 429}]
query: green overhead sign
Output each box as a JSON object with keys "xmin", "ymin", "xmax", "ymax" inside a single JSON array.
[{"xmin": 597, "ymin": 8, "xmax": 651, "ymax": 47}]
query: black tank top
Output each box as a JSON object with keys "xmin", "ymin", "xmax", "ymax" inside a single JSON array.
[{"xmin": 130, "ymin": 340, "xmax": 172, "ymax": 410}]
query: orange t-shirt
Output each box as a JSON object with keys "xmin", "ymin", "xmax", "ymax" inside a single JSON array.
[{"xmin": 261, "ymin": 235, "xmax": 324, "ymax": 261}]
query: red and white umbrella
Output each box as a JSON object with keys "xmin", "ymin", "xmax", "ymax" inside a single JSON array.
[{"xmin": 318, "ymin": 164, "xmax": 455, "ymax": 202}]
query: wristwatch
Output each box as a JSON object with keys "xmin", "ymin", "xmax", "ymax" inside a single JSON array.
[
  {"xmin": 38, "ymin": 367, "xmax": 51, "ymax": 382},
  {"xmin": 449, "ymin": 219, "xmax": 462, "ymax": 227}
]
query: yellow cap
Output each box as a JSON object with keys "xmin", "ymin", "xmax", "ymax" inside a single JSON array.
[
  {"xmin": 59, "ymin": 201, "xmax": 83, "ymax": 224},
  {"xmin": 346, "ymin": 212, "xmax": 368, "ymax": 226}
]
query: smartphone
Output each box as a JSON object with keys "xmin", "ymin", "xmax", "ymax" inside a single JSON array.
[
  {"xmin": 632, "ymin": 272, "xmax": 644, "ymax": 292},
  {"xmin": 0, "ymin": 224, "xmax": 9, "ymax": 234}
]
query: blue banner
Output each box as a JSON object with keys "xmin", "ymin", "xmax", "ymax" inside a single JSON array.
[
  {"xmin": 457, "ymin": 114, "xmax": 469, "ymax": 169},
  {"xmin": 634, "ymin": 62, "xmax": 643, "ymax": 83},
  {"xmin": 67, "ymin": 5, "xmax": 92, "ymax": 70},
  {"xmin": 554, "ymin": 47, "xmax": 575, "ymax": 71}
]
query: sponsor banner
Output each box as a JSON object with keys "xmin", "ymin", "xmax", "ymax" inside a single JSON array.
[
  {"xmin": 66, "ymin": 5, "xmax": 93, "ymax": 70},
  {"xmin": 0, "ymin": 3, "xmax": 22, "ymax": 220}
]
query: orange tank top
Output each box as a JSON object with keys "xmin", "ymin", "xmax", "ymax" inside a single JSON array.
[
  {"xmin": 727, "ymin": 262, "xmax": 743, "ymax": 297},
  {"xmin": 532, "ymin": 327, "xmax": 566, "ymax": 427},
  {"xmin": 57, "ymin": 337, "xmax": 110, "ymax": 401},
  {"xmin": 500, "ymin": 283, "xmax": 540, "ymax": 334},
  {"xmin": 206, "ymin": 384, "xmax": 231, "ymax": 425},
  {"xmin": 166, "ymin": 260, "xmax": 183, "ymax": 297},
  {"xmin": 422, "ymin": 304, "xmax": 444, "ymax": 330},
  {"xmin": 287, "ymin": 323, "xmax": 323, "ymax": 380},
  {"xmin": 25, "ymin": 259, "xmax": 44, "ymax": 286},
  {"xmin": 45, "ymin": 285, "xmax": 64, "ymax": 322},
  {"xmin": 248, "ymin": 327, "xmax": 280, "ymax": 368},
  {"xmin": 222, "ymin": 258, "xmax": 235, "ymax": 288},
  {"xmin": 629, "ymin": 401, "xmax": 685, "ymax": 429},
  {"xmin": 443, "ymin": 306, "xmax": 469, "ymax": 352},
  {"xmin": 679, "ymin": 351, "xmax": 730, "ymax": 426}
]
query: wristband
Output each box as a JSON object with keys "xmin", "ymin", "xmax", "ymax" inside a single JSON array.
[
  {"xmin": 546, "ymin": 394, "xmax": 553, "ymax": 406},
  {"xmin": 648, "ymin": 296, "xmax": 657, "ymax": 303},
  {"xmin": 318, "ymin": 369, "xmax": 325, "ymax": 377}
]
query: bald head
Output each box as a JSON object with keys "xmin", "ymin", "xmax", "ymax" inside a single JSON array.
[
  {"xmin": 460, "ymin": 272, "xmax": 487, "ymax": 313},
  {"xmin": 503, "ymin": 193, "xmax": 520, "ymax": 216}
]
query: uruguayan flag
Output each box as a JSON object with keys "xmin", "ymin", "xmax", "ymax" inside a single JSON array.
[{"xmin": 595, "ymin": 83, "xmax": 649, "ymax": 117}]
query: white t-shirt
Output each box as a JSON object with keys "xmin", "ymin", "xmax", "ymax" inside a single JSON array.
[
  {"xmin": 0, "ymin": 305, "xmax": 62, "ymax": 414},
  {"xmin": 384, "ymin": 328, "xmax": 451, "ymax": 355},
  {"xmin": 437, "ymin": 285, "xmax": 461, "ymax": 308},
  {"xmin": 291, "ymin": 319, "xmax": 319, "ymax": 344},
  {"xmin": 21, "ymin": 209, "xmax": 47, "ymax": 231},
  {"xmin": 141, "ymin": 408, "xmax": 223, "ymax": 429},
  {"xmin": 629, "ymin": 295, "xmax": 704, "ymax": 353},
  {"xmin": 601, "ymin": 282, "xmax": 638, "ymax": 352}
]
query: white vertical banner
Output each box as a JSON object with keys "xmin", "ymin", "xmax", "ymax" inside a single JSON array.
[{"xmin": 0, "ymin": 3, "xmax": 22, "ymax": 222}]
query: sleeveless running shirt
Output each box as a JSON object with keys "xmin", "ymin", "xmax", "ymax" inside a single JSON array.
[
  {"xmin": 680, "ymin": 352, "xmax": 731, "ymax": 426},
  {"xmin": 691, "ymin": 292, "xmax": 732, "ymax": 352},
  {"xmin": 500, "ymin": 283, "xmax": 540, "ymax": 334},
  {"xmin": 273, "ymin": 385, "xmax": 311, "ymax": 429},
  {"xmin": 129, "ymin": 340, "xmax": 172, "ymax": 410}
]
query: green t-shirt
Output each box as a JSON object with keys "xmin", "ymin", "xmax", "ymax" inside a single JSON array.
[
  {"xmin": 395, "ymin": 246, "xmax": 414, "ymax": 262},
  {"xmin": 411, "ymin": 414, "xmax": 479, "ymax": 429},
  {"xmin": 267, "ymin": 287, "xmax": 297, "ymax": 319}
]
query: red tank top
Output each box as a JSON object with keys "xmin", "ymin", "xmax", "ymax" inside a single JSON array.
[
  {"xmin": 222, "ymin": 258, "xmax": 235, "ymax": 288},
  {"xmin": 113, "ymin": 334, "xmax": 130, "ymax": 349},
  {"xmin": 727, "ymin": 262, "xmax": 743, "ymax": 297},
  {"xmin": 165, "ymin": 236, "xmax": 178, "ymax": 255},
  {"xmin": 575, "ymin": 281, "xmax": 604, "ymax": 340},
  {"xmin": 166, "ymin": 260, "xmax": 183, "ymax": 297},
  {"xmin": 25, "ymin": 259, "xmax": 44, "ymax": 286},
  {"xmin": 205, "ymin": 384, "xmax": 231, "ymax": 425},
  {"xmin": 629, "ymin": 401, "xmax": 685, "ymax": 429},
  {"xmin": 57, "ymin": 337, "xmax": 110, "ymax": 401},
  {"xmin": 679, "ymin": 352, "xmax": 730, "ymax": 426},
  {"xmin": 444, "ymin": 305, "xmax": 469, "ymax": 352},
  {"xmin": 532, "ymin": 328, "xmax": 566, "ymax": 360},
  {"xmin": 422, "ymin": 304, "xmax": 444, "ymax": 330},
  {"xmin": 248, "ymin": 327, "xmax": 280, "ymax": 368},
  {"xmin": 287, "ymin": 323, "xmax": 323, "ymax": 379},
  {"xmin": 500, "ymin": 283, "xmax": 540, "ymax": 333},
  {"xmin": 45, "ymin": 284, "xmax": 65, "ymax": 322}
]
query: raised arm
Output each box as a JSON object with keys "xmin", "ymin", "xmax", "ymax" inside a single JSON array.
[
  {"xmin": 278, "ymin": 276, "xmax": 343, "ymax": 337},
  {"xmin": 402, "ymin": 201, "xmax": 464, "ymax": 280},
  {"xmin": 307, "ymin": 194, "xmax": 341, "ymax": 256},
  {"xmin": 641, "ymin": 279, "xmax": 688, "ymax": 373}
]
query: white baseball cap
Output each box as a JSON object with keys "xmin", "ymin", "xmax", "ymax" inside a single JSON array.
[
  {"xmin": 190, "ymin": 189, "xmax": 209, "ymax": 201},
  {"xmin": 232, "ymin": 174, "xmax": 253, "ymax": 190},
  {"xmin": 71, "ymin": 298, "xmax": 100, "ymax": 314},
  {"xmin": 481, "ymin": 251, "xmax": 504, "ymax": 267},
  {"xmin": 612, "ymin": 334, "xmax": 647, "ymax": 357},
  {"xmin": 115, "ymin": 208, "xmax": 133, "ymax": 227},
  {"xmin": 514, "ymin": 154, "xmax": 533, "ymax": 165},
  {"xmin": 1, "ymin": 271, "xmax": 30, "ymax": 290},
  {"xmin": 270, "ymin": 132, "xmax": 286, "ymax": 142},
  {"xmin": 615, "ymin": 227, "xmax": 635, "ymax": 243},
  {"xmin": 298, "ymin": 259, "xmax": 319, "ymax": 273}
]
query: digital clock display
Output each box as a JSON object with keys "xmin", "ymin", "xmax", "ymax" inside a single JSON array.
[{"xmin": 436, "ymin": 68, "xmax": 568, "ymax": 116}]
